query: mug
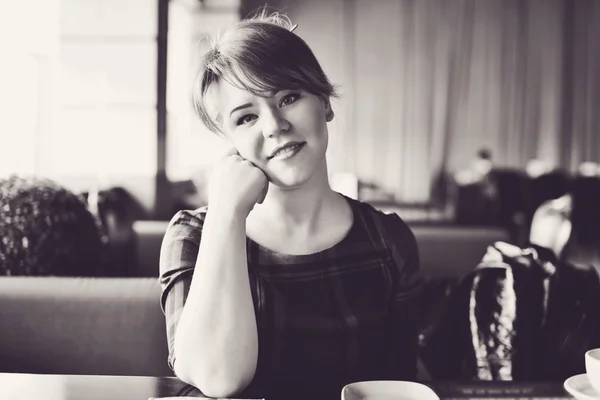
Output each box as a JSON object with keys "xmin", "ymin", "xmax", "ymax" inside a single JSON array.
[
  {"xmin": 586, "ymin": 348, "xmax": 600, "ymax": 394},
  {"xmin": 341, "ymin": 381, "xmax": 439, "ymax": 400}
]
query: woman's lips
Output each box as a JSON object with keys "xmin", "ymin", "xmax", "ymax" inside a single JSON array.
[{"xmin": 268, "ymin": 142, "xmax": 306, "ymax": 160}]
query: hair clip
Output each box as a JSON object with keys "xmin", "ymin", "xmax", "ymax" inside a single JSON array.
[{"xmin": 290, "ymin": 24, "xmax": 298, "ymax": 32}]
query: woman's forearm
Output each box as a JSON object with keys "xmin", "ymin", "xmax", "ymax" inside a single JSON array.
[{"xmin": 173, "ymin": 206, "xmax": 258, "ymax": 398}]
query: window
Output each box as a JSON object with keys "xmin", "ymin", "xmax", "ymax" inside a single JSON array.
[
  {"xmin": 166, "ymin": 2, "xmax": 239, "ymax": 182},
  {"xmin": 1, "ymin": 0, "xmax": 158, "ymax": 186}
]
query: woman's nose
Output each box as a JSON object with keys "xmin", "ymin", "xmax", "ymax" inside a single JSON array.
[{"xmin": 262, "ymin": 108, "xmax": 290, "ymax": 138}]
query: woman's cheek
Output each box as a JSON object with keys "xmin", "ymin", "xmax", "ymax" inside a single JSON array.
[{"xmin": 234, "ymin": 138, "xmax": 261, "ymax": 164}]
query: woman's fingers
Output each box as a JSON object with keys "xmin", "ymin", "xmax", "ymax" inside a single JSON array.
[{"xmin": 223, "ymin": 146, "xmax": 240, "ymax": 158}]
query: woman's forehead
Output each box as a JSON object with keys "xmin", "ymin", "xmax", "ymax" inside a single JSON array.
[{"xmin": 213, "ymin": 79, "xmax": 279, "ymax": 107}]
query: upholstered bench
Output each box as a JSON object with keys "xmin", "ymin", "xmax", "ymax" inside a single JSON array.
[
  {"xmin": 133, "ymin": 220, "xmax": 509, "ymax": 278},
  {"xmin": 0, "ymin": 277, "xmax": 172, "ymax": 377},
  {"xmin": 0, "ymin": 222, "xmax": 509, "ymax": 379}
]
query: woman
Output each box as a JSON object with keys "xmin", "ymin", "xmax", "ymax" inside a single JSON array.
[{"xmin": 159, "ymin": 12, "xmax": 422, "ymax": 400}]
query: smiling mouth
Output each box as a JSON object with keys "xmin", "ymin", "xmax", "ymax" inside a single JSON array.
[{"xmin": 268, "ymin": 142, "xmax": 306, "ymax": 160}]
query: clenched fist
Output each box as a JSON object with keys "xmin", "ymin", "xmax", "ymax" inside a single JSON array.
[{"xmin": 207, "ymin": 147, "xmax": 269, "ymax": 217}]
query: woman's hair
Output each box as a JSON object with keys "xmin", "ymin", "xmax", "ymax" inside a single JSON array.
[
  {"xmin": 0, "ymin": 175, "xmax": 104, "ymax": 276},
  {"xmin": 192, "ymin": 10, "xmax": 338, "ymax": 134}
]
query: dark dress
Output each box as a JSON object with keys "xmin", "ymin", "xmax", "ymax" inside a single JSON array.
[{"xmin": 159, "ymin": 195, "xmax": 422, "ymax": 400}]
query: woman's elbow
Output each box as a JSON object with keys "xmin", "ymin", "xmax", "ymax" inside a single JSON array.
[
  {"xmin": 173, "ymin": 358, "xmax": 254, "ymax": 398},
  {"xmin": 200, "ymin": 378, "xmax": 252, "ymax": 399}
]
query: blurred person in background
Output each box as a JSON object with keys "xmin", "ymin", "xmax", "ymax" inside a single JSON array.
[
  {"xmin": 525, "ymin": 159, "xmax": 555, "ymax": 178},
  {"xmin": 530, "ymin": 162, "xmax": 600, "ymax": 275},
  {"xmin": 453, "ymin": 148, "xmax": 495, "ymax": 185},
  {"xmin": 452, "ymin": 148, "xmax": 501, "ymax": 225},
  {"xmin": 524, "ymin": 159, "xmax": 569, "ymax": 225},
  {"xmin": 84, "ymin": 186, "xmax": 140, "ymax": 277},
  {"xmin": 159, "ymin": 10, "xmax": 422, "ymax": 400},
  {"xmin": 0, "ymin": 175, "xmax": 104, "ymax": 276}
]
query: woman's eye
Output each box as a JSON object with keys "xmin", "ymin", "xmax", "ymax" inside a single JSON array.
[
  {"xmin": 280, "ymin": 93, "xmax": 300, "ymax": 107},
  {"xmin": 237, "ymin": 114, "xmax": 257, "ymax": 125}
]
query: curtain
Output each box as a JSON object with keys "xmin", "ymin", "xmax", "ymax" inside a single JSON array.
[
  {"xmin": 562, "ymin": 0, "xmax": 600, "ymax": 171},
  {"xmin": 338, "ymin": 0, "xmax": 600, "ymax": 203}
]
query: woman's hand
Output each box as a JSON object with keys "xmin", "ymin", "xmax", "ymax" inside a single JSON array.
[{"xmin": 208, "ymin": 147, "xmax": 268, "ymax": 217}]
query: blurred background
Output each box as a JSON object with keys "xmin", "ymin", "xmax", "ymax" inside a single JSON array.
[{"xmin": 1, "ymin": 0, "xmax": 599, "ymax": 264}]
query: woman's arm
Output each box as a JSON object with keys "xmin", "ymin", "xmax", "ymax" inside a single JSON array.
[
  {"xmin": 160, "ymin": 153, "xmax": 267, "ymax": 398},
  {"xmin": 172, "ymin": 205, "xmax": 258, "ymax": 398}
]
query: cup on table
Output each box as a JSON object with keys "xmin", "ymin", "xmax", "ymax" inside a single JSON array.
[
  {"xmin": 586, "ymin": 348, "xmax": 600, "ymax": 394},
  {"xmin": 341, "ymin": 381, "xmax": 439, "ymax": 400}
]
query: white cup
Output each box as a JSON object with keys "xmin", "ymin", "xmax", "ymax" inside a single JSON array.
[
  {"xmin": 586, "ymin": 348, "xmax": 600, "ymax": 394},
  {"xmin": 341, "ymin": 381, "xmax": 439, "ymax": 400}
]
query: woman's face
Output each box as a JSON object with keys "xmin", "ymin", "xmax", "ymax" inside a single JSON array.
[{"xmin": 213, "ymin": 79, "xmax": 333, "ymax": 188}]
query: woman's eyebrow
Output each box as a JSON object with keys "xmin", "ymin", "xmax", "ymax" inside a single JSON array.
[{"xmin": 229, "ymin": 103, "xmax": 253, "ymax": 117}]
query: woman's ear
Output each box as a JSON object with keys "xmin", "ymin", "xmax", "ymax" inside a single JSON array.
[{"xmin": 322, "ymin": 96, "xmax": 334, "ymax": 122}]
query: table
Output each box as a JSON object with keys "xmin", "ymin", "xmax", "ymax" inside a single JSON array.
[
  {"xmin": 0, "ymin": 373, "xmax": 199, "ymax": 400},
  {"xmin": 0, "ymin": 373, "xmax": 575, "ymax": 400},
  {"xmin": 428, "ymin": 381, "xmax": 573, "ymax": 399}
]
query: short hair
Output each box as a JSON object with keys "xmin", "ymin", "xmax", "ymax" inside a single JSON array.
[
  {"xmin": 0, "ymin": 175, "xmax": 104, "ymax": 276},
  {"xmin": 192, "ymin": 10, "xmax": 338, "ymax": 134}
]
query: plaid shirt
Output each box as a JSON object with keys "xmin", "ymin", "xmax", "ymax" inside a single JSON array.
[{"xmin": 159, "ymin": 196, "xmax": 422, "ymax": 400}]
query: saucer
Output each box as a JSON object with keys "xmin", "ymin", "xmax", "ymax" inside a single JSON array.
[
  {"xmin": 564, "ymin": 374, "xmax": 600, "ymax": 400},
  {"xmin": 341, "ymin": 380, "xmax": 440, "ymax": 400}
]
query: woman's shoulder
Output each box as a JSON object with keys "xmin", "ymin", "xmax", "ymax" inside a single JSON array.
[
  {"xmin": 346, "ymin": 198, "xmax": 421, "ymax": 288},
  {"xmin": 345, "ymin": 197, "xmax": 417, "ymax": 251},
  {"xmin": 165, "ymin": 206, "xmax": 209, "ymax": 236},
  {"xmin": 348, "ymin": 197, "xmax": 413, "ymax": 234},
  {"xmin": 159, "ymin": 207, "xmax": 208, "ymax": 279}
]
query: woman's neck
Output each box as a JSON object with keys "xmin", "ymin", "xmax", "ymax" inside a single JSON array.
[{"xmin": 249, "ymin": 165, "xmax": 339, "ymax": 234}]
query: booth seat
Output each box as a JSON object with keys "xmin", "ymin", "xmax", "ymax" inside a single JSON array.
[
  {"xmin": 412, "ymin": 225, "xmax": 510, "ymax": 278},
  {"xmin": 0, "ymin": 277, "xmax": 172, "ymax": 377},
  {"xmin": 133, "ymin": 220, "xmax": 510, "ymax": 279},
  {"xmin": 0, "ymin": 221, "xmax": 509, "ymax": 378},
  {"xmin": 133, "ymin": 220, "xmax": 171, "ymax": 277}
]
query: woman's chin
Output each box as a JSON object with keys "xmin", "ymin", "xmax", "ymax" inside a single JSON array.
[
  {"xmin": 268, "ymin": 176, "xmax": 309, "ymax": 190},
  {"xmin": 265, "ymin": 154, "xmax": 327, "ymax": 190},
  {"xmin": 266, "ymin": 169, "xmax": 315, "ymax": 190}
]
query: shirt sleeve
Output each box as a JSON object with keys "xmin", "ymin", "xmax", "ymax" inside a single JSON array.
[
  {"xmin": 384, "ymin": 213, "xmax": 423, "ymax": 380},
  {"xmin": 158, "ymin": 208, "xmax": 206, "ymax": 370}
]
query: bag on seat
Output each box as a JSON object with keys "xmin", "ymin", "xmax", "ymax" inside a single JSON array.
[{"xmin": 420, "ymin": 242, "xmax": 600, "ymax": 381}]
